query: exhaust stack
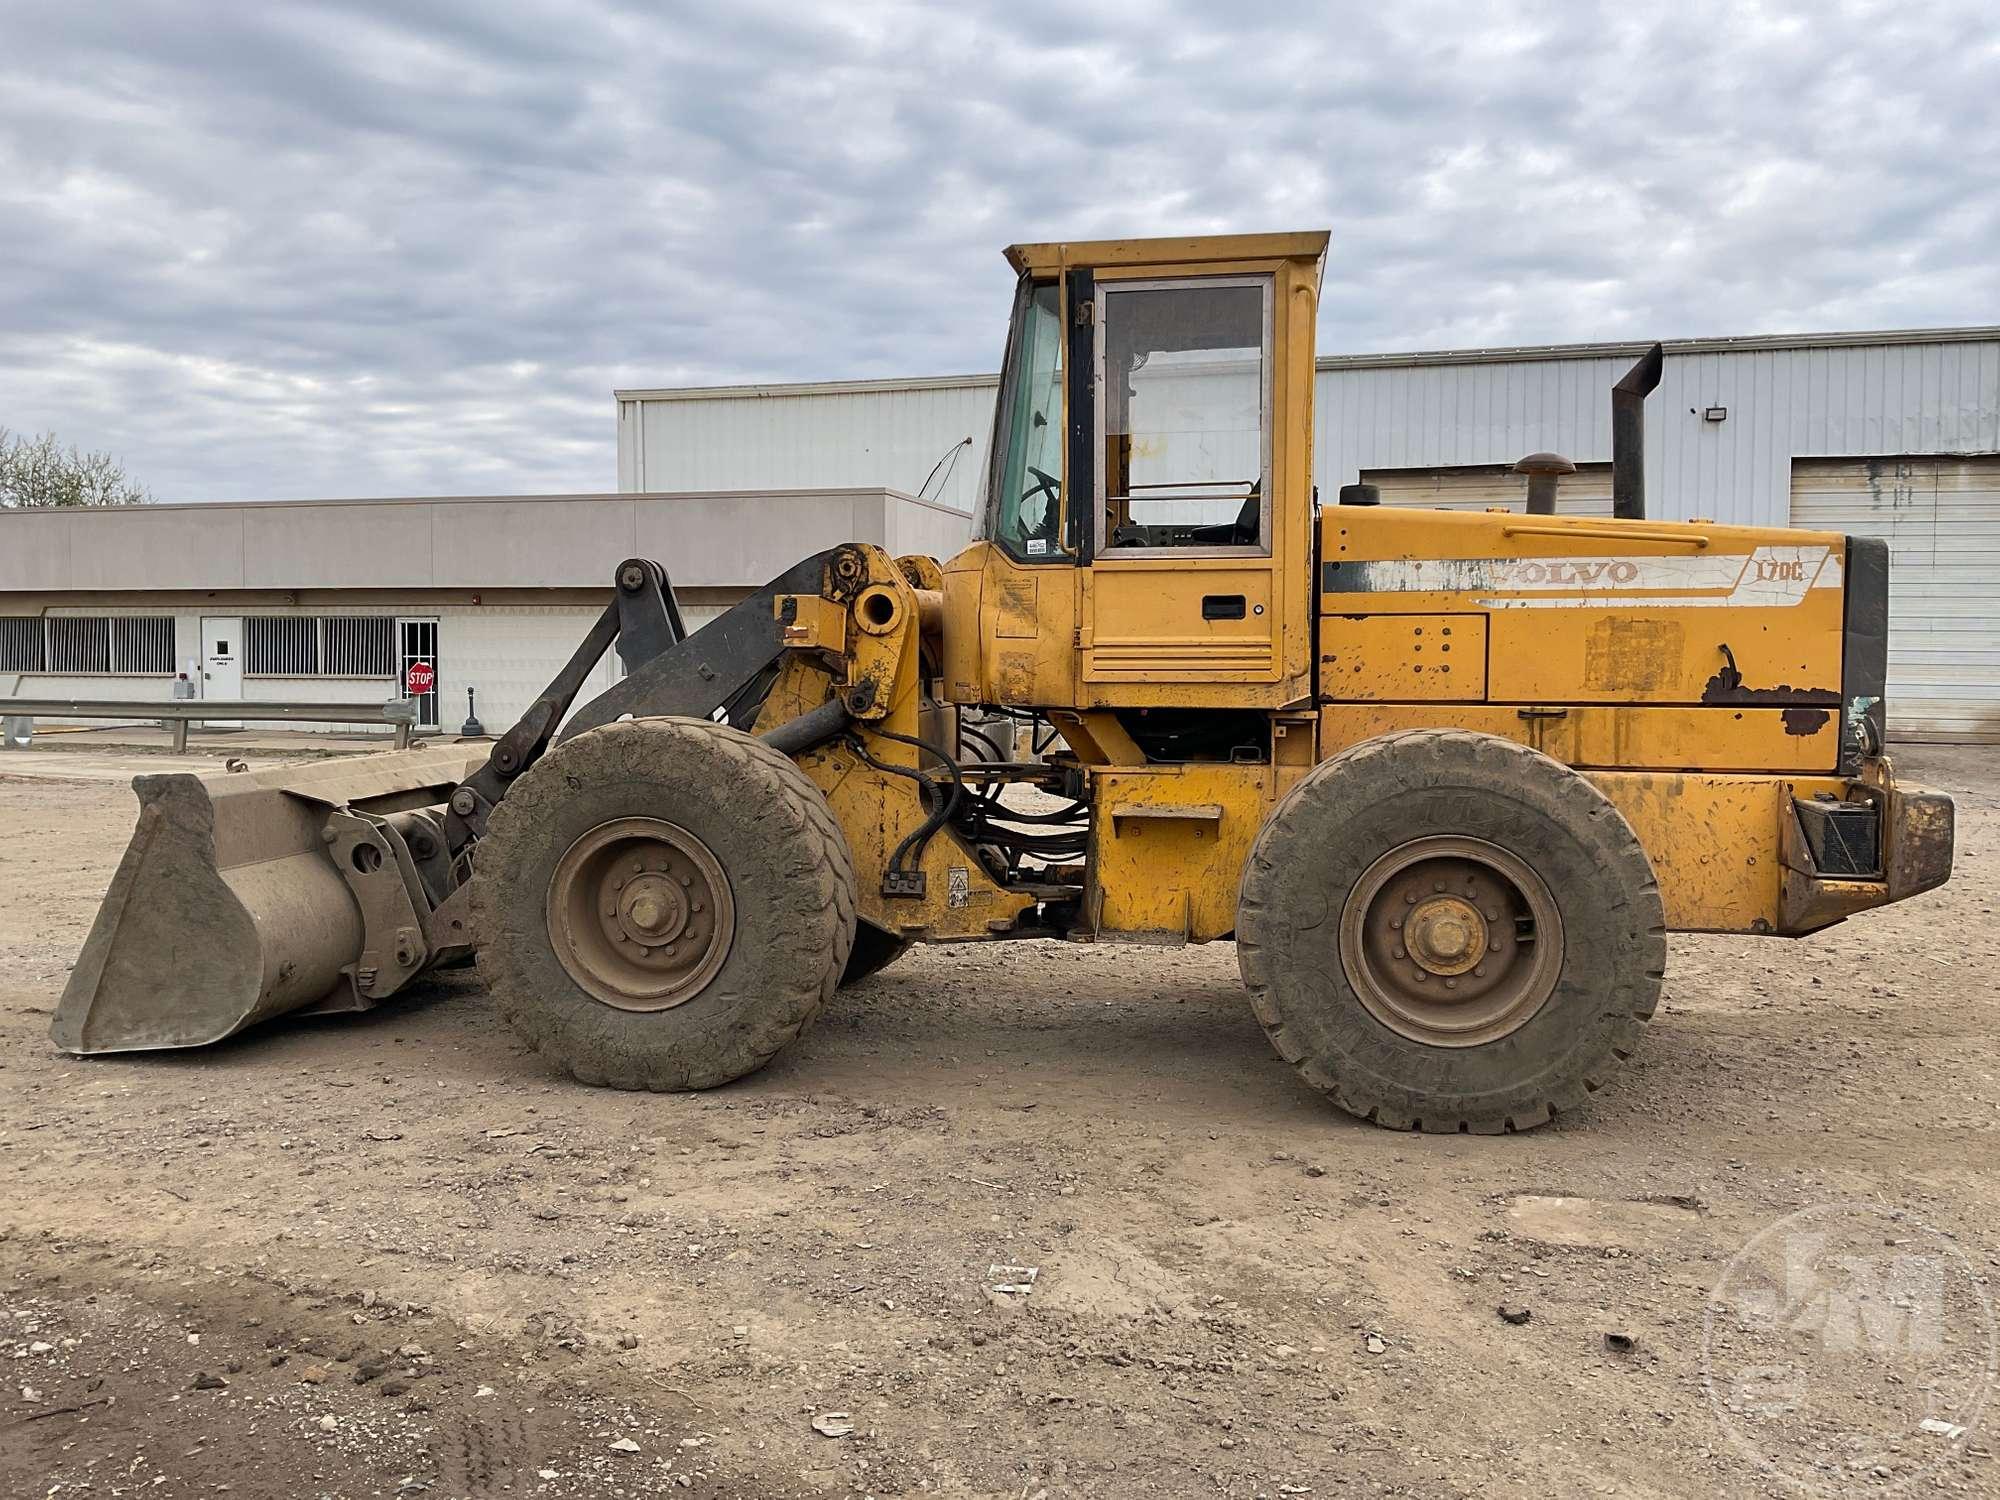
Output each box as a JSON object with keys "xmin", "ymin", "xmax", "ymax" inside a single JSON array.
[{"xmin": 1611, "ymin": 342, "xmax": 1664, "ymax": 521}]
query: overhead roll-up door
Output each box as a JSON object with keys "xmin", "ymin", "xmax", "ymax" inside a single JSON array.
[{"xmin": 1790, "ymin": 456, "xmax": 2000, "ymax": 743}]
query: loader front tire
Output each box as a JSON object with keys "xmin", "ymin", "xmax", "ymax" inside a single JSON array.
[
  {"xmin": 1236, "ymin": 729, "xmax": 1665, "ymax": 1134},
  {"xmin": 474, "ymin": 717, "xmax": 856, "ymax": 1091}
]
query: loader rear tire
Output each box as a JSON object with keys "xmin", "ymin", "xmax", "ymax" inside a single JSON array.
[
  {"xmin": 841, "ymin": 922, "xmax": 910, "ymax": 986},
  {"xmin": 1236, "ymin": 729, "xmax": 1664, "ymax": 1134},
  {"xmin": 474, "ymin": 716, "xmax": 856, "ymax": 1091}
]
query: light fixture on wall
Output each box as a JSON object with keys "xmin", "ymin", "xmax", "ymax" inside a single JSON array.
[{"xmin": 1703, "ymin": 406, "xmax": 1728, "ymax": 422}]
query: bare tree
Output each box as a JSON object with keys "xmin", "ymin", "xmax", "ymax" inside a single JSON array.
[{"xmin": 0, "ymin": 427, "xmax": 153, "ymax": 508}]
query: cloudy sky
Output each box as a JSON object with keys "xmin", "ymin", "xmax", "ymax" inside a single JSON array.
[{"xmin": 2, "ymin": 0, "xmax": 1995, "ymax": 502}]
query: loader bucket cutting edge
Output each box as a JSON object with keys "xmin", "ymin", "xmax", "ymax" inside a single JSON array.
[{"xmin": 53, "ymin": 746, "xmax": 486, "ymax": 1056}]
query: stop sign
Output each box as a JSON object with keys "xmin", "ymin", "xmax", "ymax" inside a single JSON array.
[{"xmin": 404, "ymin": 660, "xmax": 436, "ymax": 697}]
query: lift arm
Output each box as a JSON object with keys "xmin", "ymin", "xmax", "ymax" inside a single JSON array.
[{"xmin": 441, "ymin": 549, "xmax": 858, "ymax": 860}]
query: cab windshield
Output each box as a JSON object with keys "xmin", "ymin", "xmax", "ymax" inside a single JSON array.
[{"xmin": 978, "ymin": 278, "xmax": 1064, "ymax": 560}]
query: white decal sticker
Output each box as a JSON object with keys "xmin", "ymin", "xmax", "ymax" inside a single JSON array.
[{"xmin": 1338, "ymin": 546, "xmax": 1841, "ymax": 610}]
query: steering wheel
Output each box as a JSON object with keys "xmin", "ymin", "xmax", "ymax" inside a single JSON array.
[{"xmin": 1020, "ymin": 465, "xmax": 1062, "ymax": 542}]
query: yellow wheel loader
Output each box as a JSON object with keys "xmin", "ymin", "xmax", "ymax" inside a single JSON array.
[{"xmin": 54, "ymin": 232, "xmax": 1955, "ymax": 1132}]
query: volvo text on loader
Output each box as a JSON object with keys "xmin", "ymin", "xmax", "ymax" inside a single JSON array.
[{"xmin": 54, "ymin": 231, "xmax": 1954, "ymax": 1133}]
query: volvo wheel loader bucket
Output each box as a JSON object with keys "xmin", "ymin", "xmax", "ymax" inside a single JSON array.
[{"xmin": 52, "ymin": 745, "xmax": 485, "ymax": 1055}]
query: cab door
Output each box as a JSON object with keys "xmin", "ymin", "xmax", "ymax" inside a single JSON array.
[{"xmin": 1078, "ymin": 266, "xmax": 1313, "ymax": 708}]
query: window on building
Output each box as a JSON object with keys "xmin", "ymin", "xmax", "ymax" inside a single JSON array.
[
  {"xmin": 322, "ymin": 616, "xmax": 395, "ymax": 677},
  {"xmin": 244, "ymin": 615, "xmax": 395, "ymax": 677},
  {"xmin": 111, "ymin": 617, "xmax": 175, "ymax": 675},
  {"xmin": 47, "ymin": 618, "xmax": 111, "ymax": 674},
  {"xmin": 33, "ymin": 616, "xmax": 177, "ymax": 674},
  {"xmin": 246, "ymin": 616, "xmax": 318, "ymax": 675},
  {"xmin": 0, "ymin": 617, "xmax": 45, "ymax": 673}
]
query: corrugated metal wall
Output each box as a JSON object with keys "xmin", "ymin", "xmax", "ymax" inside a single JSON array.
[
  {"xmin": 1319, "ymin": 357, "xmax": 1625, "ymax": 495},
  {"xmin": 620, "ymin": 337, "xmax": 2000, "ymax": 530},
  {"xmin": 619, "ymin": 378, "xmax": 999, "ymax": 513},
  {"xmin": 1319, "ymin": 339, "xmax": 2000, "ymax": 526}
]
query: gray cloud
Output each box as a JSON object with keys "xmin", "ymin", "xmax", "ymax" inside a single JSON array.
[{"xmin": 0, "ymin": 0, "xmax": 1993, "ymax": 500}]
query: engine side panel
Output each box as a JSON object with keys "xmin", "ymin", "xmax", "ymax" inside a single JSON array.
[{"xmin": 1319, "ymin": 506, "xmax": 1847, "ymax": 774}]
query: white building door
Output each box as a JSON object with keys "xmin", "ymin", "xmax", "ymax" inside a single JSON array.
[
  {"xmin": 199, "ymin": 616, "xmax": 243, "ymax": 728},
  {"xmin": 1790, "ymin": 456, "xmax": 2000, "ymax": 743}
]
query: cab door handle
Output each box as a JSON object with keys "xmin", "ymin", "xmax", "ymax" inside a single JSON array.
[{"xmin": 1201, "ymin": 595, "xmax": 1246, "ymax": 620}]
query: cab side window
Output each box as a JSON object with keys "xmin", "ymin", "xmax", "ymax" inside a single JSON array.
[
  {"xmin": 1098, "ymin": 277, "xmax": 1270, "ymax": 553},
  {"xmin": 978, "ymin": 279, "xmax": 1067, "ymax": 562}
]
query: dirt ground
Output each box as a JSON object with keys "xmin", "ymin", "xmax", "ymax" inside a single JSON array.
[{"xmin": 1, "ymin": 741, "xmax": 1995, "ymax": 1499}]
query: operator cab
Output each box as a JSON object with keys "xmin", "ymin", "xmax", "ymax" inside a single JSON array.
[{"xmin": 953, "ymin": 231, "xmax": 1328, "ymax": 714}]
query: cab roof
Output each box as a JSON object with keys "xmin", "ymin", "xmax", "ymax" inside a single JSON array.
[{"xmin": 1003, "ymin": 230, "xmax": 1330, "ymax": 280}]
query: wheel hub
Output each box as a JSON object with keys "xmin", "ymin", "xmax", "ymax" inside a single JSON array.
[
  {"xmin": 548, "ymin": 817, "xmax": 735, "ymax": 1011},
  {"xmin": 1339, "ymin": 836, "xmax": 1564, "ymax": 1048},
  {"xmin": 1404, "ymin": 895, "xmax": 1487, "ymax": 975},
  {"xmin": 618, "ymin": 875, "xmax": 688, "ymax": 946}
]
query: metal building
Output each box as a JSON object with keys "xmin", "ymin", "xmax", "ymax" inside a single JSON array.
[
  {"xmin": 618, "ymin": 374, "xmax": 999, "ymax": 513},
  {"xmin": 619, "ymin": 327, "xmax": 2000, "ymax": 740}
]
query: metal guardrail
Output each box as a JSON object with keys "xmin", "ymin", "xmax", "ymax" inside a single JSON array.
[{"xmin": 0, "ymin": 697, "xmax": 421, "ymax": 753}]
